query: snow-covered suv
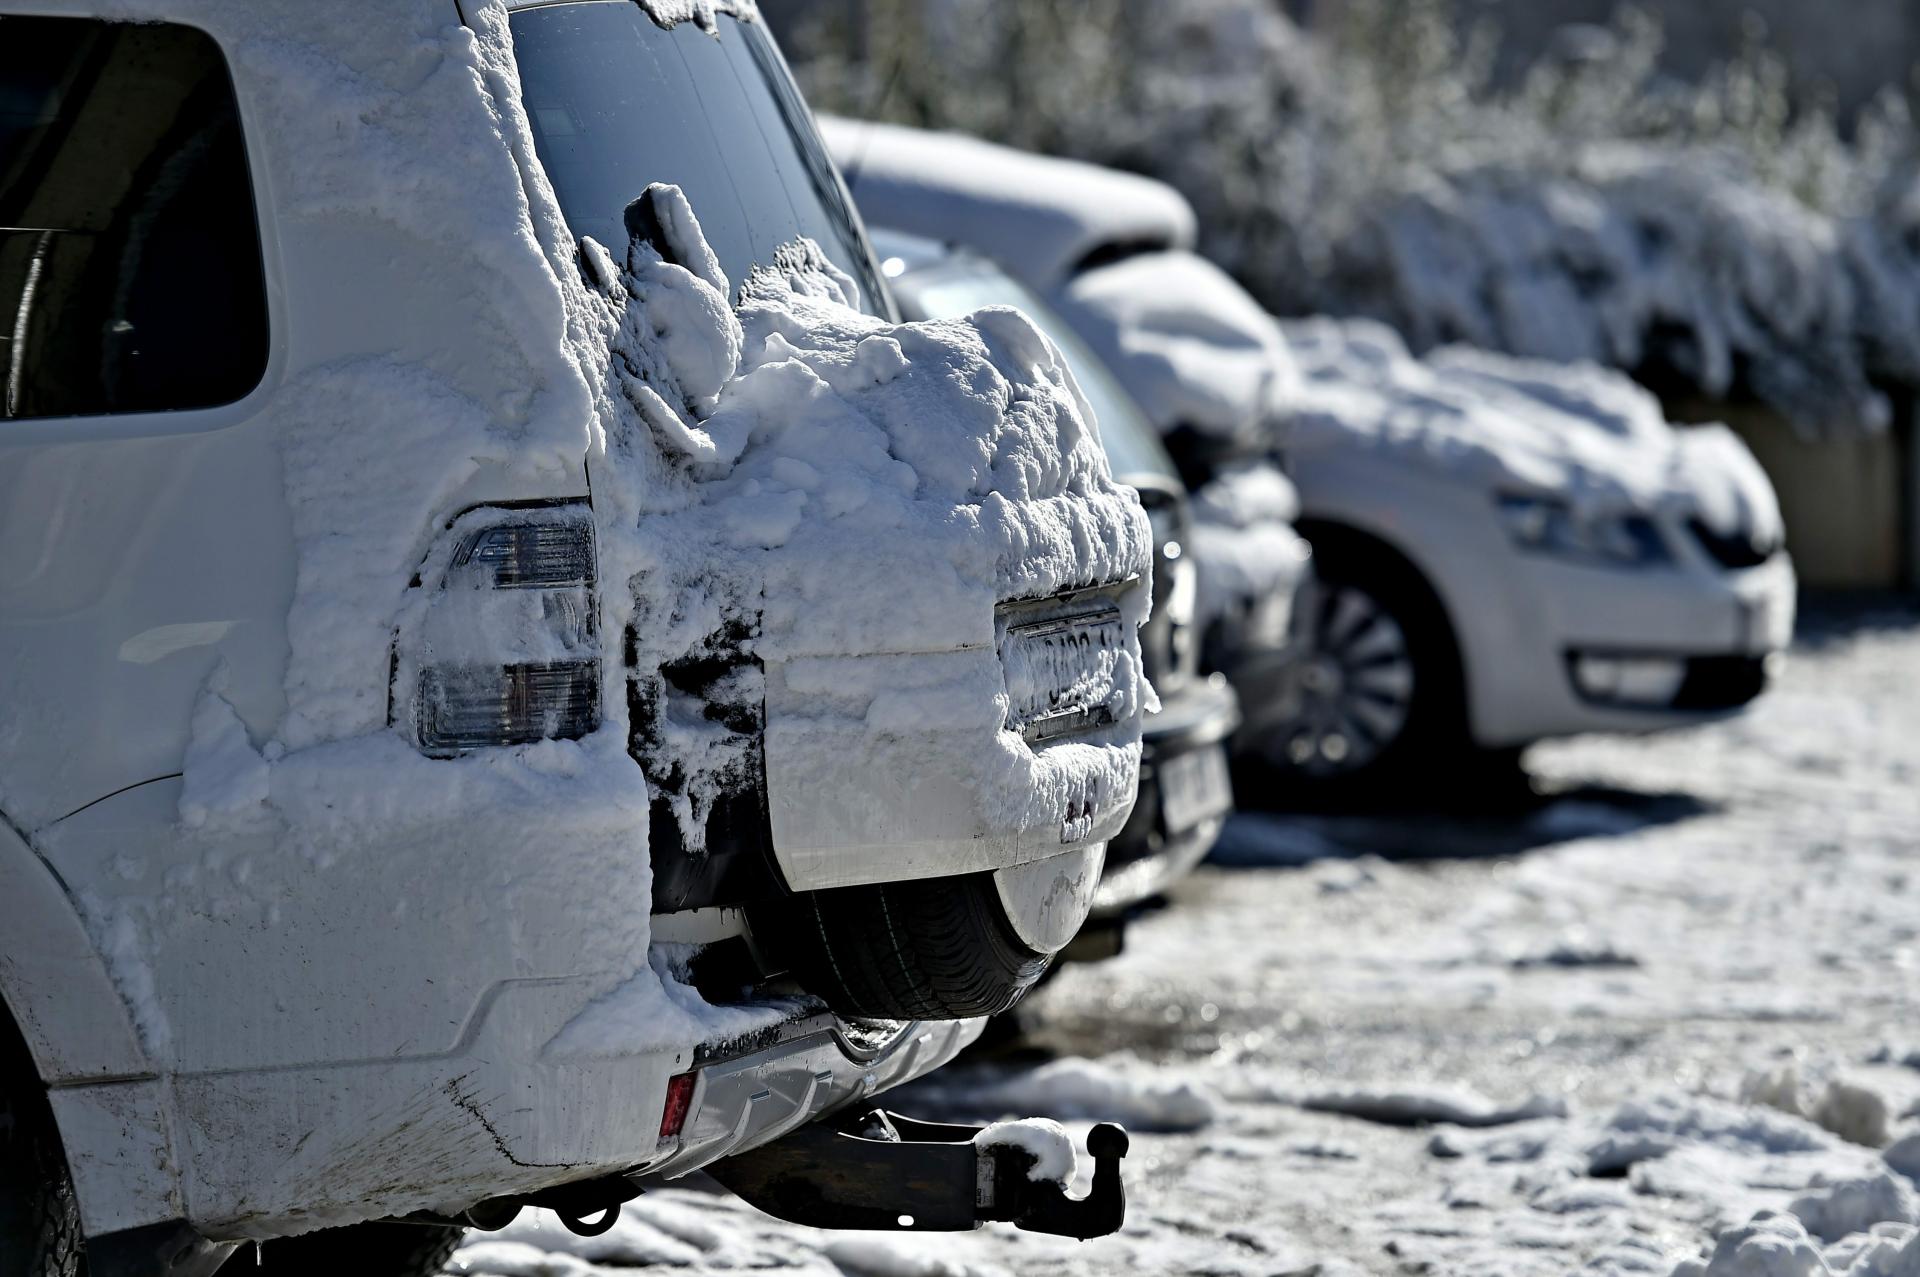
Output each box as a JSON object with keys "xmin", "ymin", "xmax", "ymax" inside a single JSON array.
[{"xmin": 0, "ymin": 5, "xmax": 1148, "ymax": 1273}]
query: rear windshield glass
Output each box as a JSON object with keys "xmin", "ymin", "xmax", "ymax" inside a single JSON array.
[
  {"xmin": 0, "ymin": 17, "xmax": 267, "ymax": 421},
  {"xmin": 899, "ymin": 263, "xmax": 1181, "ymax": 484},
  {"xmin": 510, "ymin": 4, "xmax": 887, "ymax": 318}
]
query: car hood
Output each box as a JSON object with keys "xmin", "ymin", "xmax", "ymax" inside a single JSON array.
[{"xmin": 1282, "ymin": 317, "xmax": 1784, "ymax": 545}]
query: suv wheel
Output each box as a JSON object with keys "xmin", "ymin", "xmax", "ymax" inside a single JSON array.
[
  {"xmin": 219, "ymin": 1223, "xmax": 463, "ymax": 1277},
  {"xmin": 752, "ymin": 849, "xmax": 1102, "ymax": 1021},
  {"xmin": 0, "ymin": 1020, "xmax": 83, "ymax": 1277}
]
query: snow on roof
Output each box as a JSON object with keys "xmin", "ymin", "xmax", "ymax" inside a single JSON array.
[
  {"xmin": 1052, "ymin": 249, "xmax": 1298, "ymax": 444},
  {"xmin": 1283, "ymin": 316, "xmax": 1783, "ymax": 542},
  {"xmin": 513, "ymin": 0, "xmax": 760, "ymax": 30},
  {"xmin": 822, "ymin": 116, "xmax": 1198, "ymax": 292}
]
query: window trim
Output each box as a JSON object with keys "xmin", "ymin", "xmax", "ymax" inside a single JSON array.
[{"xmin": 0, "ymin": 8, "xmax": 285, "ymax": 444}]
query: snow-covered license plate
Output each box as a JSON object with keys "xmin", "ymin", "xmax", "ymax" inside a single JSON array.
[
  {"xmin": 1002, "ymin": 606, "xmax": 1125, "ymax": 741},
  {"xmin": 1159, "ymin": 743, "xmax": 1233, "ymax": 834}
]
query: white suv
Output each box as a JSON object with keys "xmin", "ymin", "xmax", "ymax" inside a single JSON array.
[{"xmin": 0, "ymin": 5, "xmax": 1146, "ymax": 1273}]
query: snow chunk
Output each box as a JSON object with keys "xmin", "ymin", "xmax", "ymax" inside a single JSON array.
[
  {"xmin": 821, "ymin": 116, "xmax": 1198, "ymax": 292},
  {"xmin": 1791, "ymin": 1172, "xmax": 1920, "ymax": 1244},
  {"xmin": 1885, "ymin": 1128, "xmax": 1920, "ymax": 1183},
  {"xmin": 1676, "ymin": 1211, "xmax": 1830, "ymax": 1277},
  {"xmin": 629, "ymin": 0, "xmax": 760, "ymax": 37},
  {"xmin": 974, "ymin": 1118, "xmax": 1082, "ymax": 1186}
]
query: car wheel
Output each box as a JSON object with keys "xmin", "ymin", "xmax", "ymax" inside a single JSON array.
[
  {"xmin": 751, "ymin": 848, "xmax": 1103, "ymax": 1021},
  {"xmin": 0, "ymin": 1020, "xmax": 83, "ymax": 1277},
  {"xmin": 220, "ymin": 1222, "xmax": 464, "ymax": 1277},
  {"xmin": 1253, "ymin": 528, "xmax": 1468, "ymax": 799}
]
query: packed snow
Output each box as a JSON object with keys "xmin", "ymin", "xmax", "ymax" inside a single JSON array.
[
  {"xmin": 973, "ymin": 1119, "xmax": 1082, "ymax": 1187},
  {"xmin": 447, "ymin": 602, "xmax": 1920, "ymax": 1275},
  {"xmin": 1284, "ymin": 314, "xmax": 1785, "ymax": 537}
]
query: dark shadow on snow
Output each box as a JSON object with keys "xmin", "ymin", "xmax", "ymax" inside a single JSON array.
[
  {"xmin": 1791, "ymin": 592, "xmax": 1920, "ymax": 651},
  {"xmin": 1209, "ymin": 778, "xmax": 1718, "ymax": 867}
]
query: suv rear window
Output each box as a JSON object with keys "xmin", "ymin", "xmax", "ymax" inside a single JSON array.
[
  {"xmin": 0, "ymin": 17, "xmax": 268, "ymax": 421},
  {"xmin": 510, "ymin": 3, "xmax": 888, "ymax": 317}
]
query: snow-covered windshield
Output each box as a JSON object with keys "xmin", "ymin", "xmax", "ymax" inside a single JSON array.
[
  {"xmin": 510, "ymin": 4, "xmax": 887, "ymax": 317},
  {"xmin": 900, "ymin": 262, "xmax": 1181, "ymax": 486}
]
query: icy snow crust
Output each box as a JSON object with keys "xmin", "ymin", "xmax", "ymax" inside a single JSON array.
[
  {"xmin": 1284, "ymin": 315, "xmax": 1785, "ymax": 538},
  {"xmin": 129, "ymin": 0, "xmax": 1148, "ymax": 1082}
]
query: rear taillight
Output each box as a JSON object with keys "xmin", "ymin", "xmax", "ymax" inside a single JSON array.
[
  {"xmin": 400, "ymin": 506, "xmax": 601, "ymax": 754},
  {"xmin": 660, "ymin": 1071, "xmax": 697, "ymax": 1141}
]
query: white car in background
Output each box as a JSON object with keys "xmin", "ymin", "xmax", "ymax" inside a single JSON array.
[
  {"xmin": 828, "ymin": 119, "xmax": 1798, "ymax": 797},
  {"xmin": 0, "ymin": 9, "xmax": 1143, "ymax": 1275}
]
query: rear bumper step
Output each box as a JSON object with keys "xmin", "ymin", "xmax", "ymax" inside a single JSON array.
[{"xmin": 708, "ymin": 1109, "xmax": 1130, "ymax": 1240}]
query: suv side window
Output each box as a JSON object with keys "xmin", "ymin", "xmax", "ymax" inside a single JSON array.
[{"xmin": 0, "ymin": 17, "xmax": 268, "ymax": 421}]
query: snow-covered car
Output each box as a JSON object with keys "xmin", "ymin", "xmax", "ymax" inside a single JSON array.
[
  {"xmin": 830, "ymin": 120, "xmax": 1797, "ymax": 794},
  {"xmin": 873, "ymin": 230, "xmax": 1241, "ymax": 929},
  {"xmin": 829, "ymin": 120, "xmax": 1312, "ymax": 784},
  {"xmin": 0, "ymin": 6, "xmax": 1149, "ymax": 1274}
]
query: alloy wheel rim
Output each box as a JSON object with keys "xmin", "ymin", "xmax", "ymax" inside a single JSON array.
[{"xmin": 1273, "ymin": 583, "xmax": 1415, "ymax": 776}]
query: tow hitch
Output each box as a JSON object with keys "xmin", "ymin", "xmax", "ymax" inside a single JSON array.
[{"xmin": 707, "ymin": 1109, "xmax": 1130, "ymax": 1240}]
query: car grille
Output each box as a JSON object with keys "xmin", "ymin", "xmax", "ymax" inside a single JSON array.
[{"xmin": 1688, "ymin": 518, "xmax": 1780, "ymax": 570}]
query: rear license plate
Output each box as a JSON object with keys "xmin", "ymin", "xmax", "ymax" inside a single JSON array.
[
  {"xmin": 1159, "ymin": 743, "xmax": 1233, "ymax": 834},
  {"xmin": 1002, "ymin": 606, "xmax": 1125, "ymax": 742}
]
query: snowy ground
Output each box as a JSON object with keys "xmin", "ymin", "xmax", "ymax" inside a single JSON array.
[{"xmin": 448, "ymin": 600, "xmax": 1920, "ymax": 1277}]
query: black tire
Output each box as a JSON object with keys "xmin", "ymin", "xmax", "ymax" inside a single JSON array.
[
  {"xmin": 0, "ymin": 1015, "xmax": 83, "ymax": 1277},
  {"xmin": 1245, "ymin": 524, "xmax": 1471, "ymax": 805},
  {"xmin": 221, "ymin": 1222, "xmax": 463, "ymax": 1277},
  {"xmin": 751, "ymin": 872, "xmax": 1052, "ymax": 1021}
]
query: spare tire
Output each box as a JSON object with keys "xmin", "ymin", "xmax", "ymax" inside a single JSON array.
[
  {"xmin": 751, "ymin": 847, "xmax": 1103, "ymax": 1020},
  {"xmin": 0, "ymin": 1016, "xmax": 83, "ymax": 1277}
]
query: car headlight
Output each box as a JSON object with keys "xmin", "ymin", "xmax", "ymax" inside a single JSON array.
[{"xmin": 1496, "ymin": 494, "xmax": 1672, "ymax": 568}]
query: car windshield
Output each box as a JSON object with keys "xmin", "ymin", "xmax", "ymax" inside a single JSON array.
[
  {"xmin": 897, "ymin": 260, "xmax": 1181, "ymax": 485},
  {"xmin": 509, "ymin": 3, "xmax": 887, "ymax": 318}
]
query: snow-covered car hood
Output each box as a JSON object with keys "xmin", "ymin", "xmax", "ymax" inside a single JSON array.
[
  {"xmin": 820, "ymin": 116, "xmax": 1197, "ymax": 293},
  {"xmin": 1052, "ymin": 250, "xmax": 1299, "ymax": 448},
  {"xmin": 1282, "ymin": 317, "xmax": 1784, "ymax": 544}
]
